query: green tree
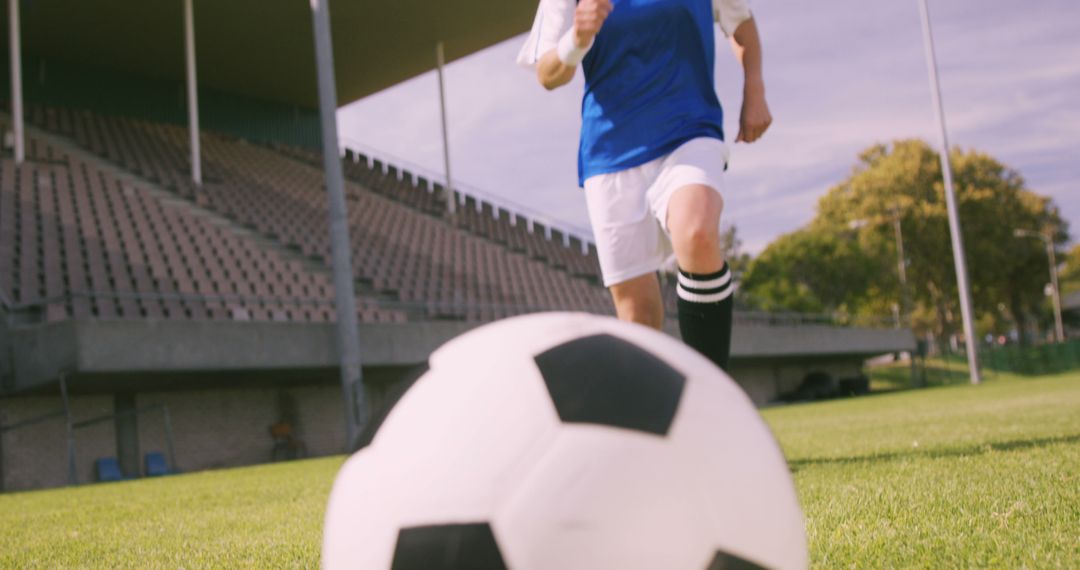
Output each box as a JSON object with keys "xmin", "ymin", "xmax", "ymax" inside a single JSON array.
[{"xmin": 741, "ymin": 139, "xmax": 1068, "ymax": 344}]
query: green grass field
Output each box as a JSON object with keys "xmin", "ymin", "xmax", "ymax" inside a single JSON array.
[{"xmin": 2, "ymin": 371, "xmax": 1078, "ymax": 568}]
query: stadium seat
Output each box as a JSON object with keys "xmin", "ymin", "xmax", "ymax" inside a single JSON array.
[
  {"xmin": 94, "ymin": 457, "xmax": 126, "ymax": 482},
  {"xmin": 144, "ymin": 451, "xmax": 173, "ymax": 477}
]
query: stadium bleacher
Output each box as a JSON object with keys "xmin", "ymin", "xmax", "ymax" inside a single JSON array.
[
  {"xmin": 5, "ymin": 105, "xmax": 614, "ymax": 324},
  {"xmin": 0, "ymin": 115, "xmax": 406, "ymax": 323}
]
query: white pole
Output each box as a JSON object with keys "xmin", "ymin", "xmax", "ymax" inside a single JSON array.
[
  {"xmin": 184, "ymin": 0, "xmax": 202, "ymax": 186},
  {"xmin": 1046, "ymin": 236, "xmax": 1065, "ymax": 343},
  {"xmin": 9, "ymin": 0, "xmax": 25, "ymax": 164},
  {"xmin": 890, "ymin": 205, "xmax": 914, "ymax": 329},
  {"xmin": 436, "ymin": 42, "xmax": 456, "ymax": 215},
  {"xmin": 1017, "ymin": 229, "xmax": 1067, "ymax": 343},
  {"xmin": 917, "ymin": 0, "xmax": 981, "ymax": 384},
  {"xmin": 310, "ymin": 0, "xmax": 365, "ymax": 450}
]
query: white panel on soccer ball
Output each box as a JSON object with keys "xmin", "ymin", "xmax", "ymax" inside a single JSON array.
[
  {"xmin": 495, "ymin": 426, "xmax": 717, "ymax": 570},
  {"xmin": 668, "ymin": 356, "xmax": 808, "ymax": 570},
  {"xmin": 323, "ymin": 358, "xmax": 560, "ymax": 569},
  {"xmin": 323, "ymin": 452, "xmax": 400, "ymax": 569}
]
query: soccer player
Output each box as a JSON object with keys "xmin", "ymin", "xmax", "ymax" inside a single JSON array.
[{"xmin": 518, "ymin": 0, "xmax": 771, "ymax": 370}]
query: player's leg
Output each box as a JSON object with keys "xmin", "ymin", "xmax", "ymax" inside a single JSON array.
[
  {"xmin": 608, "ymin": 272, "xmax": 664, "ymax": 330},
  {"xmin": 666, "ymin": 183, "xmax": 734, "ymax": 370},
  {"xmin": 584, "ymin": 164, "xmax": 669, "ymax": 330},
  {"xmin": 650, "ymin": 136, "xmax": 733, "ymax": 370}
]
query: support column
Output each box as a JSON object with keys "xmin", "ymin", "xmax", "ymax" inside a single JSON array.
[
  {"xmin": 310, "ymin": 0, "xmax": 366, "ymax": 450},
  {"xmin": 59, "ymin": 375, "xmax": 77, "ymax": 485},
  {"xmin": 9, "ymin": 0, "xmax": 25, "ymax": 164},
  {"xmin": 184, "ymin": 0, "xmax": 202, "ymax": 186},
  {"xmin": 114, "ymin": 392, "xmax": 139, "ymax": 478},
  {"xmin": 436, "ymin": 42, "xmax": 456, "ymax": 215}
]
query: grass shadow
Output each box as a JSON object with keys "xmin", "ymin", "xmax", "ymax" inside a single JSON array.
[{"xmin": 789, "ymin": 433, "xmax": 1080, "ymax": 472}]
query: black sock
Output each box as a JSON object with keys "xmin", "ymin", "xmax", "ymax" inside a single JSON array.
[{"xmin": 676, "ymin": 263, "xmax": 735, "ymax": 371}]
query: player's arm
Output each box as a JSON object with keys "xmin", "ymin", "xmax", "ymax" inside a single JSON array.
[
  {"xmin": 730, "ymin": 17, "xmax": 772, "ymax": 143},
  {"xmin": 536, "ymin": 0, "xmax": 612, "ymax": 90}
]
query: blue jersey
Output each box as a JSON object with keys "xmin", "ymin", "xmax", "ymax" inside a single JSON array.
[{"xmin": 577, "ymin": 0, "xmax": 724, "ymax": 186}]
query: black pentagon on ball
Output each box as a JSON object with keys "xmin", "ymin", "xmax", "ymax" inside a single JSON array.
[
  {"xmin": 392, "ymin": 522, "xmax": 507, "ymax": 570},
  {"xmin": 534, "ymin": 333, "xmax": 686, "ymax": 436},
  {"xmin": 705, "ymin": 550, "xmax": 769, "ymax": 570}
]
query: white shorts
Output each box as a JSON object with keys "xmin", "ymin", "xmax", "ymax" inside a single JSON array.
[{"xmin": 584, "ymin": 137, "xmax": 729, "ymax": 287}]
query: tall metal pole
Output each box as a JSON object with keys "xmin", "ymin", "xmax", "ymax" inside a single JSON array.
[
  {"xmin": 183, "ymin": 0, "xmax": 202, "ymax": 186},
  {"xmin": 9, "ymin": 0, "xmax": 25, "ymax": 164},
  {"xmin": 891, "ymin": 205, "xmax": 911, "ymax": 326},
  {"xmin": 310, "ymin": 0, "xmax": 365, "ymax": 450},
  {"xmin": 917, "ymin": 0, "xmax": 980, "ymax": 384},
  {"xmin": 1047, "ymin": 235, "xmax": 1064, "ymax": 343},
  {"xmin": 1015, "ymin": 229, "xmax": 1065, "ymax": 343},
  {"xmin": 435, "ymin": 42, "xmax": 456, "ymax": 215}
]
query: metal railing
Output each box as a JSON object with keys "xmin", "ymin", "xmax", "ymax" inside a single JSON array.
[{"xmin": 338, "ymin": 137, "xmax": 595, "ymax": 253}]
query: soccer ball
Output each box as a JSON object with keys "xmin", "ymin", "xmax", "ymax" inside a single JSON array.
[{"xmin": 322, "ymin": 312, "xmax": 806, "ymax": 570}]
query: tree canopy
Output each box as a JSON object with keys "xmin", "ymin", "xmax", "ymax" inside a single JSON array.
[{"xmin": 741, "ymin": 139, "xmax": 1068, "ymax": 343}]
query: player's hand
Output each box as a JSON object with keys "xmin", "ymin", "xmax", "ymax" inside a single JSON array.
[
  {"xmin": 574, "ymin": 0, "xmax": 613, "ymax": 48},
  {"xmin": 736, "ymin": 80, "xmax": 772, "ymax": 143}
]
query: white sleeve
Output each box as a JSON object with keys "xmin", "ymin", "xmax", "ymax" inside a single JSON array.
[
  {"xmin": 516, "ymin": 0, "xmax": 577, "ymax": 68},
  {"xmin": 713, "ymin": 0, "xmax": 752, "ymax": 37}
]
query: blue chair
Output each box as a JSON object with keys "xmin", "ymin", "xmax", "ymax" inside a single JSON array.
[
  {"xmin": 144, "ymin": 451, "xmax": 172, "ymax": 477},
  {"xmin": 95, "ymin": 457, "xmax": 125, "ymax": 482}
]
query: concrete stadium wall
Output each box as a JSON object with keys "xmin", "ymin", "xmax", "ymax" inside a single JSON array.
[
  {"xmin": 0, "ymin": 385, "xmax": 349, "ymax": 493},
  {"xmin": 135, "ymin": 385, "xmax": 346, "ymax": 475},
  {"xmin": 0, "ymin": 318, "xmax": 11, "ymax": 393},
  {"xmin": 0, "ymin": 395, "xmax": 115, "ymax": 492}
]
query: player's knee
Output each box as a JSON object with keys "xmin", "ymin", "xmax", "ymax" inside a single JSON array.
[
  {"xmin": 673, "ymin": 222, "xmax": 720, "ymax": 254},
  {"xmin": 668, "ymin": 189, "xmax": 723, "ymax": 252}
]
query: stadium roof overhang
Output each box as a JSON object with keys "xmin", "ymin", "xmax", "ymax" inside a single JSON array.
[{"xmin": 4, "ymin": 0, "xmax": 536, "ymax": 108}]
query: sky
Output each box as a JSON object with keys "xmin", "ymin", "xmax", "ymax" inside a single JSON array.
[{"xmin": 338, "ymin": 0, "xmax": 1080, "ymax": 255}]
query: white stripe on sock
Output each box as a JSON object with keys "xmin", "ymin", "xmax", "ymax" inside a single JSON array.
[
  {"xmin": 677, "ymin": 270, "xmax": 732, "ymax": 291},
  {"xmin": 677, "ymin": 282, "xmax": 734, "ymax": 303}
]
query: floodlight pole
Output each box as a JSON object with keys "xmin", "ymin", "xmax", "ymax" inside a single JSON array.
[
  {"xmin": 183, "ymin": 0, "xmax": 202, "ymax": 186},
  {"xmin": 1014, "ymin": 229, "xmax": 1065, "ymax": 343},
  {"xmin": 917, "ymin": 0, "xmax": 980, "ymax": 384},
  {"xmin": 310, "ymin": 0, "xmax": 366, "ymax": 449},
  {"xmin": 436, "ymin": 42, "xmax": 457, "ymax": 215},
  {"xmin": 891, "ymin": 205, "xmax": 912, "ymax": 327},
  {"xmin": 8, "ymin": 0, "xmax": 25, "ymax": 164}
]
